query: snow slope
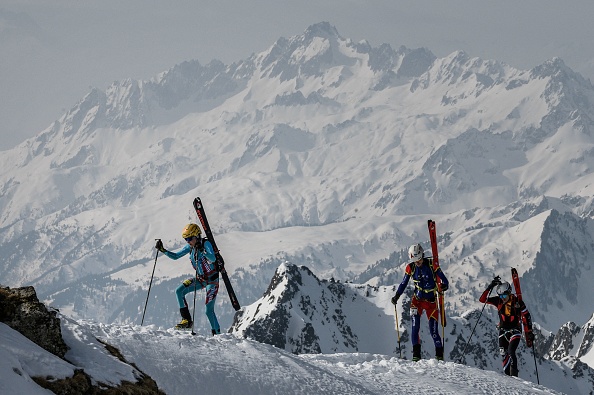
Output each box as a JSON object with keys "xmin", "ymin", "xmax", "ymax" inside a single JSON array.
[{"xmin": 0, "ymin": 319, "xmax": 567, "ymax": 395}]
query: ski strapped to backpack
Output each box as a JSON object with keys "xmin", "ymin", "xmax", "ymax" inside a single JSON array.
[
  {"xmin": 193, "ymin": 197, "xmax": 241, "ymax": 311},
  {"xmin": 511, "ymin": 267, "xmax": 540, "ymax": 384},
  {"xmin": 511, "ymin": 267, "xmax": 522, "ymax": 301},
  {"xmin": 511, "ymin": 267, "xmax": 532, "ymax": 337},
  {"xmin": 428, "ymin": 219, "xmax": 446, "ymax": 329}
]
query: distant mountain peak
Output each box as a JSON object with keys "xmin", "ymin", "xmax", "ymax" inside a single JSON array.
[{"xmin": 303, "ymin": 21, "xmax": 340, "ymax": 40}]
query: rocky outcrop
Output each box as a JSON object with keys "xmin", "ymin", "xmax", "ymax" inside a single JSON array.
[
  {"xmin": 0, "ymin": 286, "xmax": 68, "ymax": 358},
  {"xmin": 0, "ymin": 286, "xmax": 165, "ymax": 394}
]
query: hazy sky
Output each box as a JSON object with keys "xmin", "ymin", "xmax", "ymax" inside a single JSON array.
[{"xmin": 2, "ymin": 0, "xmax": 594, "ymax": 151}]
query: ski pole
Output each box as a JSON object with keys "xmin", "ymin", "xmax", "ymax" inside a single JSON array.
[
  {"xmin": 190, "ymin": 262, "xmax": 199, "ymax": 336},
  {"xmin": 141, "ymin": 245, "xmax": 160, "ymax": 326},
  {"xmin": 531, "ymin": 342, "xmax": 540, "ymax": 384},
  {"xmin": 439, "ymin": 290, "xmax": 445, "ymax": 341},
  {"xmin": 458, "ymin": 288, "xmax": 491, "ymax": 363},
  {"xmin": 394, "ymin": 305, "xmax": 402, "ymax": 358}
]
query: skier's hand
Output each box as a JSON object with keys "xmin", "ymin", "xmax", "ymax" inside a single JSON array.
[
  {"xmin": 391, "ymin": 294, "xmax": 400, "ymax": 305},
  {"xmin": 489, "ymin": 276, "xmax": 501, "ymax": 290},
  {"xmin": 155, "ymin": 239, "xmax": 167, "ymax": 253},
  {"xmin": 183, "ymin": 279, "xmax": 193, "ymax": 287},
  {"xmin": 525, "ymin": 331, "xmax": 535, "ymax": 348},
  {"xmin": 440, "ymin": 283, "xmax": 449, "ymax": 292}
]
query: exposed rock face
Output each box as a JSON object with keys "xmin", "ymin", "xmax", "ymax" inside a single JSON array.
[
  {"xmin": 0, "ymin": 286, "xmax": 68, "ymax": 358},
  {"xmin": 231, "ymin": 263, "xmax": 375, "ymax": 354},
  {"xmin": 0, "ymin": 286, "xmax": 165, "ymax": 394}
]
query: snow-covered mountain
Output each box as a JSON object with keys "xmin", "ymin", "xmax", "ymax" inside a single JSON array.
[{"xmin": 2, "ymin": 21, "xmax": 594, "ymax": 392}]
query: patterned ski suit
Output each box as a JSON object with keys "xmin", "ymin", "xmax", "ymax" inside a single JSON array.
[
  {"xmin": 479, "ymin": 288, "xmax": 533, "ymax": 376},
  {"xmin": 162, "ymin": 240, "xmax": 220, "ymax": 332},
  {"xmin": 395, "ymin": 258, "xmax": 449, "ymax": 351}
]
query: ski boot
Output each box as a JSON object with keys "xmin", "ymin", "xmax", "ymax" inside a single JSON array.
[
  {"xmin": 175, "ymin": 306, "xmax": 193, "ymax": 330},
  {"xmin": 412, "ymin": 344, "xmax": 422, "ymax": 362},
  {"xmin": 436, "ymin": 346, "xmax": 444, "ymax": 361},
  {"xmin": 175, "ymin": 319, "xmax": 193, "ymax": 329}
]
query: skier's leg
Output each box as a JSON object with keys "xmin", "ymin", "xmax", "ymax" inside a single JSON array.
[
  {"xmin": 428, "ymin": 317, "xmax": 444, "ymax": 359},
  {"xmin": 425, "ymin": 301, "xmax": 443, "ymax": 356},
  {"xmin": 175, "ymin": 278, "xmax": 205, "ymax": 328},
  {"xmin": 410, "ymin": 298, "xmax": 422, "ymax": 361},
  {"xmin": 499, "ymin": 330, "xmax": 512, "ymax": 375},
  {"xmin": 176, "ymin": 277, "xmax": 199, "ymax": 308},
  {"xmin": 508, "ymin": 330, "xmax": 521, "ymax": 376},
  {"xmin": 204, "ymin": 282, "xmax": 220, "ymax": 334}
]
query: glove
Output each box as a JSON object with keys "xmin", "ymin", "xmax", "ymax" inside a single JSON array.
[
  {"xmin": 525, "ymin": 331, "xmax": 535, "ymax": 348},
  {"xmin": 183, "ymin": 279, "xmax": 193, "ymax": 287},
  {"xmin": 155, "ymin": 239, "xmax": 167, "ymax": 253},
  {"xmin": 488, "ymin": 276, "xmax": 501, "ymax": 290},
  {"xmin": 391, "ymin": 294, "xmax": 400, "ymax": 305},
  {"xmin": 440, "ymin": 283, "xmax": 449, "ymax": 292}
]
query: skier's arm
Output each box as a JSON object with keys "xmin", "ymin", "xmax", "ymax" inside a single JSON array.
[
  {"xmin": 436, "ymin": 268, "xmax": 449, "ymax": 291},
  {"xmin": 479, "ymin": 276, "xmax": 501, "ymax": 304},
  {"xmin": 395, "ymin": 264, "xmax": 414, "ymax": 296},
  {"xmin": 202, "ymin": 240, "xmax": 216, "ymax": 262},
  {"xmin": 520, "ymin": 300, "xmax": 533, "ymax": 331},
  {"xmin": 162, "ymin": 244, "xmax": 191, "ymax": 260},
  {"xmin": 519, "ymin": 300, "xmax": 535, "ymax": 346},
  {"xmin": 479, "ymin": 288, "xmax": 501, "ymax": 305},
  {"xmin": 479, "ymin": 288, "xmax": 493, "ymax": 303},
  {"xmin": 391, "ymin": 272, "xmax": 411, "ymax": 305}
]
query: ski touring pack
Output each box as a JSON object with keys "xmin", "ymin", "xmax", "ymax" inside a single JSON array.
[
  {"xmin": 428, "ymin": 219, "xmax": 446, "ymax": 328},
  {"xmin": 193, "ymin": 197, "xmax": 241, "ymax": 311}
]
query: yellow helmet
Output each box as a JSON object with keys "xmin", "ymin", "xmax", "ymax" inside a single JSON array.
[{"xmin": 181, "ymin": 223, "xmax": 201, "ymax": 239}]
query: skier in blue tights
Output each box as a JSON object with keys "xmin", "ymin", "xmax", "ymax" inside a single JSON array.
[
  {"xmin": 391, "ymin": 243, "xmax": 449, "ymax": 361},
  {"xmin": 155, "ymin": 223, "xmax": 221, "ymax": 335}
]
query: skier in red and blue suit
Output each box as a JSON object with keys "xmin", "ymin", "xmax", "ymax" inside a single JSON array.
[
  {"xmin": 391, "ymin": 243, "xmax": 449, "ymax": 361},
  {"xmin": 155, "ymin": 223, "xmax": 221, "ymax": 335}
]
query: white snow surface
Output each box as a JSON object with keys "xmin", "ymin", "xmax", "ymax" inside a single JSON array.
[{"xmin": 0, "ymin": 319, "xmax": 563, "ymax": 395}]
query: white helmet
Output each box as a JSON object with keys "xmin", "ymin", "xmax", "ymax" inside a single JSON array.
[
  {"xmin": 496, "ymin": 281, "xmax": 512, "ymax": 296},
  {"xmin": 408, "ymin": 244, "xmax": 424, "ymax": 261}
]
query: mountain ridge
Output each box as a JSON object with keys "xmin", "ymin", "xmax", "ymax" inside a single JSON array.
[{"xmin": 1, "ymin": 21, "xmax": 594, "ymax": 391}]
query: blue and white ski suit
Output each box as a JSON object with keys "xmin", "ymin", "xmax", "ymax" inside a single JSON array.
[{"xmin": 162, "ymin": 240, "xmax": 220, "ymax": 332}]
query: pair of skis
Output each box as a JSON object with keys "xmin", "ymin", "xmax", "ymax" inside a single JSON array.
[
  {"xmin": 428, "ymin": 220, "xmax": 447, "ymax": 332},
  {"xmin": 193, "ymin": 197, "xmax": 241, "ymax": 311}
]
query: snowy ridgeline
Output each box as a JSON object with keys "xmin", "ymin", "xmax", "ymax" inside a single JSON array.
[
  {"xmin": 229, "ymin": 262, "xmax": 594, "ymax": 394},
  {"xmin": 0, "ymin": 319, "xmax": 568, "ymax": 395}
]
